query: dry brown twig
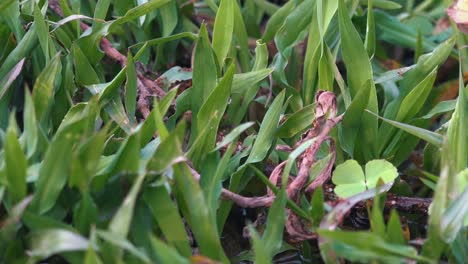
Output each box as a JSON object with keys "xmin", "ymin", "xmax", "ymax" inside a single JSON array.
[
  {"xmin": 48, "ymin": 0, "xmax": 165, "ymax": 119},
  {"xmin": 218, "ymin": 91, "xmax": 343, "ymax": 242}
]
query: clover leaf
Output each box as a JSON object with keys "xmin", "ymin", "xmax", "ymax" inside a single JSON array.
[{"xmin": 332, "ymin": 159, "xmax": 398, "ymax": 198}]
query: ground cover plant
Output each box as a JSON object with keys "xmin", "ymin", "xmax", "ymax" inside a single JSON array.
[{"xmin": 0, "ymin": 0, "xmax": 467, "ymax": 263}]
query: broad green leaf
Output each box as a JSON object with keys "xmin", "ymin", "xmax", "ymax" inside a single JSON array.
[
  {"xmin": 247, "ymin": 90, "xmax": 285, "ymax": 163},
  {"xmin": 332, "ymin": 159, "xmax": 398, "ymax": 198},
  {"xmin": 332, "ymin": 160, "xmax": 365, "ymax": 198},
  {"xmin": 212, "ymin": 0, "xmax": 234, "ymax": 67},
  {"xmin": 364, "ymin": 160, "xmax": 399, "ymax": 192},
  {"xmin": 28, "ymin": 229, "xmax": 91, "ymax": 258},
  {"xmin": 5, "ymin": 115, "xmax": 27, "ymax": 202},
  {"xmin": 144, "ymin": 186, "xmax": 192, "ymax": 257}
]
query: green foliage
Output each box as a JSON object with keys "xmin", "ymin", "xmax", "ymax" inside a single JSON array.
[
  {"xmin": 332, "ymin": 159, "xmax": 398, "ymax": 198},
  {"xmin": 0, "ymin": 0, "xmax": 466, "ymax": 263}
]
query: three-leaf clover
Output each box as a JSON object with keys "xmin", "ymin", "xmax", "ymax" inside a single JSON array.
[{"xmin": 332, "ymin": 159, "xmax": 399, "ymax": 198}]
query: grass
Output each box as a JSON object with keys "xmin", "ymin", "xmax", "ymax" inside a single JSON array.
[{"xmin": 0, "ymin": 0, "xmax": 467, "ymax": 263}]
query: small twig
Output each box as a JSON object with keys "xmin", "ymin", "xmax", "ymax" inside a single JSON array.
[{"xmin": 220, "ymin": 190, "xmax": 274, "ymax": 208}]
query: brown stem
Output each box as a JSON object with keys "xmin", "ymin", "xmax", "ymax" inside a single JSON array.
[{"xmin": 220, "ymin": 189, "xmax": 274, "ymax": 208}]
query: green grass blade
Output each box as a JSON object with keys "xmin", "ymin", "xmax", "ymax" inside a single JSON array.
[
  {"xmin": 125, "ymin": 52, "xmax": 137, "ymax": 123},
  {"xmin": 367, "ymin": 110, "xmax": 443, "ymax": 147},
  {"xmin": 32, "ymin": 53, "xmax": 61, "ymax": 122},
  {"xmin": 212, "ymin": 0, "xmax": 234, "ymax": 67},
  {"xmin": 5, "ymin": 115, "xmax": 27, "ymax": 203},
  {"xmin": 191, "ymin": 23, "xmax": 217, "ymax": 117},
  {"xmin": 144, "ymin": 187, "xmax": 192, "ymax": 257},
  {"xmin": 364, "ymin": 0, "xmax": 376, "ymax": 58},
  {"xmin": 247, "ymin": 90, "xmax": 285, "ymax": 163},
  {"xmin": 173, "ymin": 163, "xmax": 228, "ymax": 263},
  {"xmin": 113, "ymin": 0, "xmax": 172, "ymax": 26},
  {"xmin": 28, "ymin": 229, "xmax": 91, "ymax": 259},
  {"xmin": 190, "ymin": 63, "xmax": 235, "ymax": 167},
  {"xmin": 149, "ymin": 235, "xmax": 190, "ymax": 264}
]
